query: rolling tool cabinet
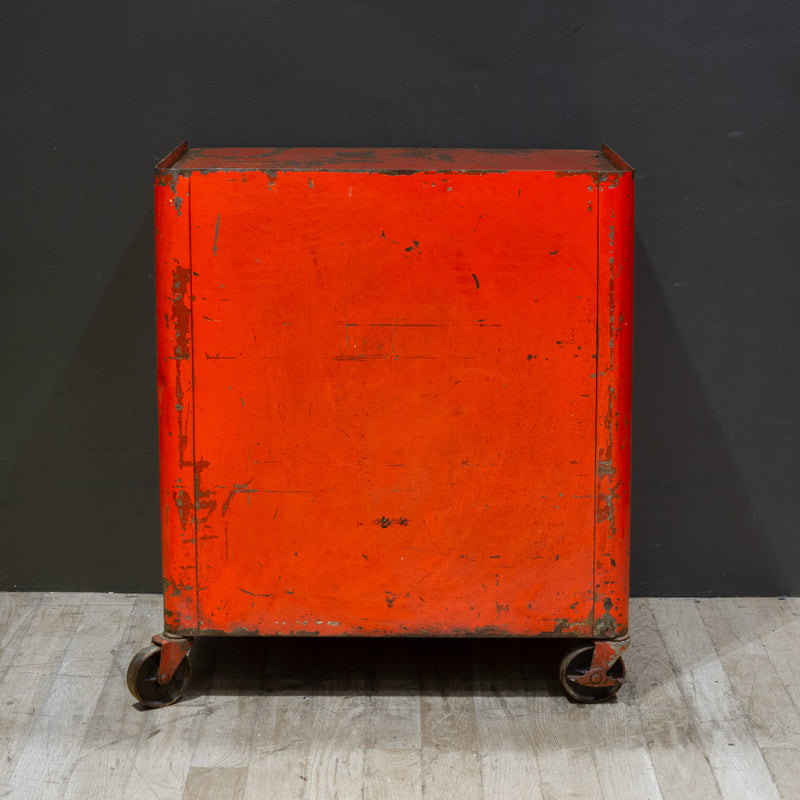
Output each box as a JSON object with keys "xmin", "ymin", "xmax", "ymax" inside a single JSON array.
[{"xmin": 127, "ymin": 142, "xmax": 634, "ymax": 706}]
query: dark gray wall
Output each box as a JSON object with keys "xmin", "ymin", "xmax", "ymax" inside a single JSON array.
[{"xmin": 2, "ymin": 1, "xmax": 798, "ymax": 595}]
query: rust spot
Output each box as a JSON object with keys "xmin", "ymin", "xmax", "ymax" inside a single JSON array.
[
  {"xmin": 170, "ymin": 265, "xmax": 192, "ymax": 361},
  {"xmin": 551, "ymin": 618, "xmax": 594, "ymax": 636},
  {"xmin": 596, "ymin": 226, "xmax": 621, "ymax": 535},
  {"xmin": 374, "ymin": 516, "xmax": 409, "ymax": 528},
  {"xmin": 554, "ymin": 169, "xmax": 590, "ymax": 178},
  {"xmin": 597, "ymin": 171, "xmax": 620, "ymax": 188},
  {"xmin": 594, "ymin": 597, "xmax": 620, "ymax": 637},
  {"xmin": 597, "ymin": 459, "xmax": 616, "ymax": 478},
  {"xmin": 155, "ymin": 169, "xmax": 179, "ymax": 192},
  {"xmin": 174, "ymin": 488, "xmax": 193, "ymax": 528},
  {"xmin": 170, "ymin": 264, "xmax": 193, "ymax": 464},
  {"xmin": 401, "ymin": 624, "xmax": 530, "ymax": 637}
]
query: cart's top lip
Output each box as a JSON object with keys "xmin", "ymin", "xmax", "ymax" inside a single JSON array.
[{"xmin": 158, "ymin": 146, "xmax": 632, "ymax": 175}]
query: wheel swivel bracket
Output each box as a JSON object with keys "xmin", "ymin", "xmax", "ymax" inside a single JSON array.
[
  {"xmin": 152, "ymin": 632, "xmax": 193, "ymax": 686},
  {"xmin": 568, "ymin": 635, "xmax": 630, "ymax": 689}
]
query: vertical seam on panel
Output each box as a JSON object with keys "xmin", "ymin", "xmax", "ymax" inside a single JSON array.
[
  {"xmin": 592, "ymin": 173, "xmax": 601, "ymax": 632},
  {"xmin": 187, "ymin": 174, "xmax": 200, "ymax": 630}
]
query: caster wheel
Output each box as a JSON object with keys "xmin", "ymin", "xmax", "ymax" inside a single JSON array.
[
  {"xmin": 559, "ymin": 644, "xmax": 625, "ymax": 704},
  {"xmin": 127, "ymin": 644, "xmax": 191, "ymax": 708}
]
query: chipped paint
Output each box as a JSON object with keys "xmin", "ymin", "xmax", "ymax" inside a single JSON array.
[
  {"xmin": 170, "ymin": 265, "xmax": 192, "ymax": 467},
  {"xmin": 594, "ymin": 596, "xmax": 621, "ymax": 637},
  {"xmin": 374, "ymin": 516, "xmax": 409, "ymax": 528},
  {"xmin": 183, "ymin": 621, "xmax": 596, "ymax": 638},
  {"xmin": 221, "ymin": 478, "xmax": 257, "ymax": 516},
  {"xmin": 592, "ymin": 156, "xmax": 633, "ymax": 639},
  {"xmin": 155, "ymin": 152, "xmax": 200, "ymax": 633},
  {"xmin": 173, "ymin": 488, "xmax": 193, "ymax": 528}
]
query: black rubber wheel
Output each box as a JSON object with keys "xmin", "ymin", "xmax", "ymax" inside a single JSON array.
[
  {"xmin": 559, "ymin": 644, "xmax": 625, "ymax": 703},
  {"xmin": 127, "ymin": 644, "xmax": 191, "ymax": 708}
]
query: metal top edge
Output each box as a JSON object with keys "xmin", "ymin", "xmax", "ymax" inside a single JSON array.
[
  {"xmin": 155, "ymin": 141, "xmax": 188, "ymax": 171},
  {"xmin": 158, "ymin": 146, "xmax": 630, "ymax": 175}
]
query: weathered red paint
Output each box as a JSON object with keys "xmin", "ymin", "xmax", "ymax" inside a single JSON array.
[
  {"xmin": 155, "ymin": 144, "xmax": 197, "ymax": 632},
  {"xmin": 155, "ymin": 144, "xmax": 634, "ymax": 642}
]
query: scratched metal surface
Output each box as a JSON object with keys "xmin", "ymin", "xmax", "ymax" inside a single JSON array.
[
  {"xmin": 155, "ymin": 146, "xmax": 633, "ymax": 639},
  {"xmin": 168, "ymin": 146, "xmax": 624, "ymax": 175}
]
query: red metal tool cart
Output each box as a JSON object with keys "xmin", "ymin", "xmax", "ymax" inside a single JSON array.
[{"xmin": 127, "ymin": 143, "xmax": 634, "ymax": 706}]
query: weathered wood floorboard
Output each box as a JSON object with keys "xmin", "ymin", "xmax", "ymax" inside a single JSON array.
[{"xmin": 0, "ymin": 593, "xmax": 798, "ymax": 799}]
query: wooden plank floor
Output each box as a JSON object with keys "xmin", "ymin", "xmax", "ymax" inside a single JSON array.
[{"xmin": 1, "ymin": 594, "xmax": 798, "ymax": 799}]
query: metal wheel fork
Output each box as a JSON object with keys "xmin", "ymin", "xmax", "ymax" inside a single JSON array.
[
  {"xmin": 152, "ymin": 632, "xmax": 193, "ymax": 685},
  {"xmin": 570, "ymin": 636, "xmax": 629, "ymax": 689},
  {"xmin": 559, "ymin": 635, "xmax": 630, "ymax": 703}
]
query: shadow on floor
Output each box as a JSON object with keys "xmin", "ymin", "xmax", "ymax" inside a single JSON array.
[{"xmin": 177, "ymin": 635, "xmax": 579, "ymax": 703}]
